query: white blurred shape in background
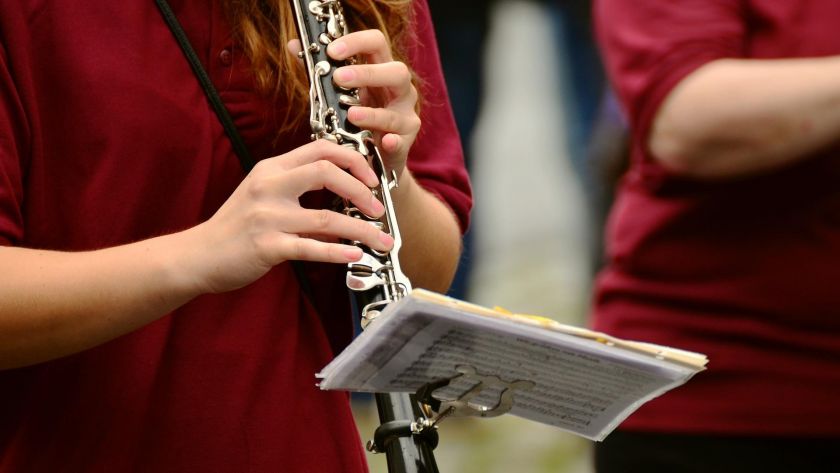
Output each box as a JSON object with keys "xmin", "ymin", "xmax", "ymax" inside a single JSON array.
[{"xmin": 469, "ymin": 0, "xmax": 592, "ymax": 324}]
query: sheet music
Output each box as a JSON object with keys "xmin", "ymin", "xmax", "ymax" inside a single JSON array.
[{"xmin": 318, "ymin": 290, "xmax": 706, "ymax": 441}]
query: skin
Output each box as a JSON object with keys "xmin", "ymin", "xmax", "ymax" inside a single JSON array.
[
  {"xmin": 649, "ymin": 56, "xmax": 840, "ymax": 179},
  {"xmin": 0, "ymin": 29, "xmax": 463, "ymax": 370}
]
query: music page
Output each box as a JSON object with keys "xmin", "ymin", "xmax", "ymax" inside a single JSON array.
[{"xmin": 317, "ymin": 290, "xmax": 706, "ymax": 441}]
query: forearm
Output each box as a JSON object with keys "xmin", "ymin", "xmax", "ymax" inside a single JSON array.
[
  {"xmin": 0, "ymin": 232, "xmax": 199, "ymax": 369},
  {"xmin": 391, "ymin": 171, "xmax": 462, "ymax": 292},
  {"xmin": 650, "ymin": 56, "xmax": 840, "ymax": 178}
]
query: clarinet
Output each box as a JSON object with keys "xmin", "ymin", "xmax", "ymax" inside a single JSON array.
[{"xmin": 290, "ymin": 1, "xmax": 440, "ymax": 472}]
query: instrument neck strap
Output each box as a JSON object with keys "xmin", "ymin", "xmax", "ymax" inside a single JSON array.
[{"xmin": 155, "ymin": 0, "xmax": 256, "ymax": 173}]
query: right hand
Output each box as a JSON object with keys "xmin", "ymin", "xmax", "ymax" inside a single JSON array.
[{"xmin": 183, "ymin": 139, "xmax": 394, "ymax": 294}]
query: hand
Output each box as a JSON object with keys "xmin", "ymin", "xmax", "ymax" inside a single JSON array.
[
  {"xmin": 327, "ymin": 30, "xmax": 421, "ymax": 179},
  {"xmin": 184, "ymin": 140, "xmax": 395, "ymax": 294}
]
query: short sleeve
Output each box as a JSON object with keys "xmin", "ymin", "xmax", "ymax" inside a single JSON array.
[
  {"xmin": 403, "ymin": 0, "xmax": 473, "ymax": 234},
  {"xmin": 594, "ymin": 0, "xmax": 746, "ymax": 150},
  {"xmin": 0, "ymin": 40, "xmax": 28, "ymax": 245}
]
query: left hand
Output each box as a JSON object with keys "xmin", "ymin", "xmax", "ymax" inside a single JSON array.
[{"xmin": 327, "ymin": 30, "xmax": 421, "ymax": 179}]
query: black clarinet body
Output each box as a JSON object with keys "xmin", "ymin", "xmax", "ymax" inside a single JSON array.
[{"xmin": 290, "ymin": 1, "xmax": 440, "ymax": 472}]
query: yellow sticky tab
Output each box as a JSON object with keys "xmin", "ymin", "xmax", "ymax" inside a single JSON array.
[
  {"xmin": 516, "ymin": 313, "xmax": 558, "ymax": 324},
  {"xmin": 512, "ymin": 313, "xmax": 560, "ymax": 328}
]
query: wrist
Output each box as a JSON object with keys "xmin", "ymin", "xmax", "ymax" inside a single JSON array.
[
  {"xmin": 146, "ymin": 227, "xmax": 209, "ymax": 301},
  {"xmin": 390, "ymin": 168, "xmax": 418, "ymax": 210}
]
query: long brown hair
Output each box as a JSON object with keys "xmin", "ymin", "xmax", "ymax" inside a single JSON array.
[{"xmin": 223, "ymin": 0, "xmax": 413, "ymax": 132}]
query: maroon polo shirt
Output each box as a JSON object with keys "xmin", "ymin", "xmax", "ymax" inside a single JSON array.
[
  {"xmin": 0, "ymin": 1, "xmax": 471, "ymax": 471},
  {"xmin": 594, "ymin": 0, "xmax": 840, "ymax": 436}
]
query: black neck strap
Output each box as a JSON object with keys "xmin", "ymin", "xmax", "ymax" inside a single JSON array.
[{"xmin": 155, "ymin": 0, "xmax": 256, "ymax": 173}]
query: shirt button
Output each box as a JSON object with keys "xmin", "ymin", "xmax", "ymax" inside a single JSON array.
[{"xmin": 219, "ymin": 48, "xmax": 232, "ymax": 67}]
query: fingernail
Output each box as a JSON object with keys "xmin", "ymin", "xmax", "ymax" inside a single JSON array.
[
  {"xmin": 379, "ymin": 232, "xmax": 394, "ymax": 248},
  {"xmin": 329, "ymin": 41, "xmax": 347, "ymax": 56},
  {"xmin": 371, "ymin": 196, "xmax": 385, "ymax": 214},
  {"xmin": 335, "ymin": 68, "xmax": 354, "ymax": 82}
]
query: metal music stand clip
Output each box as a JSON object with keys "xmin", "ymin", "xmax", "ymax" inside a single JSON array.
[{"xmin": 367, "ymin": 365, "xmax": 536, "ymax": 454}]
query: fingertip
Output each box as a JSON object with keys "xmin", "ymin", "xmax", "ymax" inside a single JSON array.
[
  {"xmin": 327, "ymin": 40, "xmax": 348, "ymax": 58},
  {"xmin": 382, "ymin": 134, "xmax": 400, "ymax": 152},
  {"xmin": 333, "ymin": 67, "xmax": 355, "ymax": 84},
  {"xmin": 378, "ymin": 231, "xmax": 395, "ymax": 251},
  {"xmin": 287, "ymin": 39, "xmax": 302, "ymax": 56}
]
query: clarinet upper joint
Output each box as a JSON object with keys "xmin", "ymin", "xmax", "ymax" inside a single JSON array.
[{"xmin": 292, "ymin": 0, "xmax": 412, "ymax": 329}]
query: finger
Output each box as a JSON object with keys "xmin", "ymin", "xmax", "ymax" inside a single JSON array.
[
  {"xmin": 381, "ymin": 133, "xmax": 407, "ymax": 156},
  {"xmin": 297, "ymin": 233, "xmax": 339, "ymax": 244},
  {"xmin": 286, "ymin": 208, "xmax": 394, "ymax": 252},
  {"xmin": 286, "ymin": 39, "xmax": 303, "ymax": 56},
  {"xmin": 284, "ymin": 160, "xmax": 385, "ymax": 218},
  {"xmin": 387, "ymin": 83, "xmax": 418, "ymax": 111},
  {"xmin": 333, "ymin": 62, "xmax": 413, "ymax": 100},
  {"xmin": 379, "ymin": 134, "xmax": 409, "ymax": 178},
  {"xmin": 348, "ymin": 107, "xmax": 420, "ymax": 137},
  {"xmin": 276, "ymin": 236, "xmax": 364, "ymax": 264},
  {"xmin": 326, "ymin": 30, "xmax": 392, "ymax": 64},
  {"xmin": 274, "ymin": 140, "xmax": 378, "ymax": 187}
]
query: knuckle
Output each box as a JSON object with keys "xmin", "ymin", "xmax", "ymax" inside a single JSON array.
[
  {"xmin": 312, "ymin": 139, "xmax": 332, "ymax": 153},
  {"xmin": 365, "ymin": 107, "xmax": 379, "ymax": 125},
  {"xmin": 292, "ymin": 239, "xmax": 309, "ymax": 261},
  {"xmin": 315, "ymin": 209, "xmax": 332, "ymax": 230},
  {"xmin": 409, "ymin": 115, "xmax": 421, "ymax": 132},
  {"xmin": 393, "ymin": 61, "xmax": 411, "ymax": 81},
  {"xmin": 370, "ymin": 29, "xmax": 387, "ymax": 46},
  {"xmin": 247, "ymin": 176, "xmax": 269, "ymax": 200},
  {"xmin": 251, "ymin": 158, "xmax": 269, "ymax": 173},
  {"xmin": 387, "ymin": 112, "xmax": 400, "ymax": 131},
  {"xmin": 312, "ymin": 159, "xmax": 333, "ymax": 174},
  {"xmin": 362, "ymin": 65, "xmax": 375, "ymax": 83}
]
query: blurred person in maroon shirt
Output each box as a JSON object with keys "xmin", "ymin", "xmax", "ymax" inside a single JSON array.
[
  {"xmin": 0, "ymin": 1, "xmax": 471, "ymax": 471},
  {"xmin": 593, "ymin": 1, "xmax": 840, "ymax": 471}
]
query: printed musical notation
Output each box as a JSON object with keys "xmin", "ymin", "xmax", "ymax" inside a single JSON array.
[{"xmin": 317, "ymin": 289, "xmax": 707, "ymax": 441}]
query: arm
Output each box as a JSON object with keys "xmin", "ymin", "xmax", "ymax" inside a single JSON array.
[
  {"xmin": 650, "ymin": 56, "xmax": 840, "ymax": 179},
  {"xmin": 0, "ymin": 234, "xmax": 200, "ymax": 370},
  {"xmin": 0, "ymin": 140, "xmax": 394, "ymax": 369},
  {"xmin": 391, "ymin": 171, "xmax": 462, "ymax": 292}
]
